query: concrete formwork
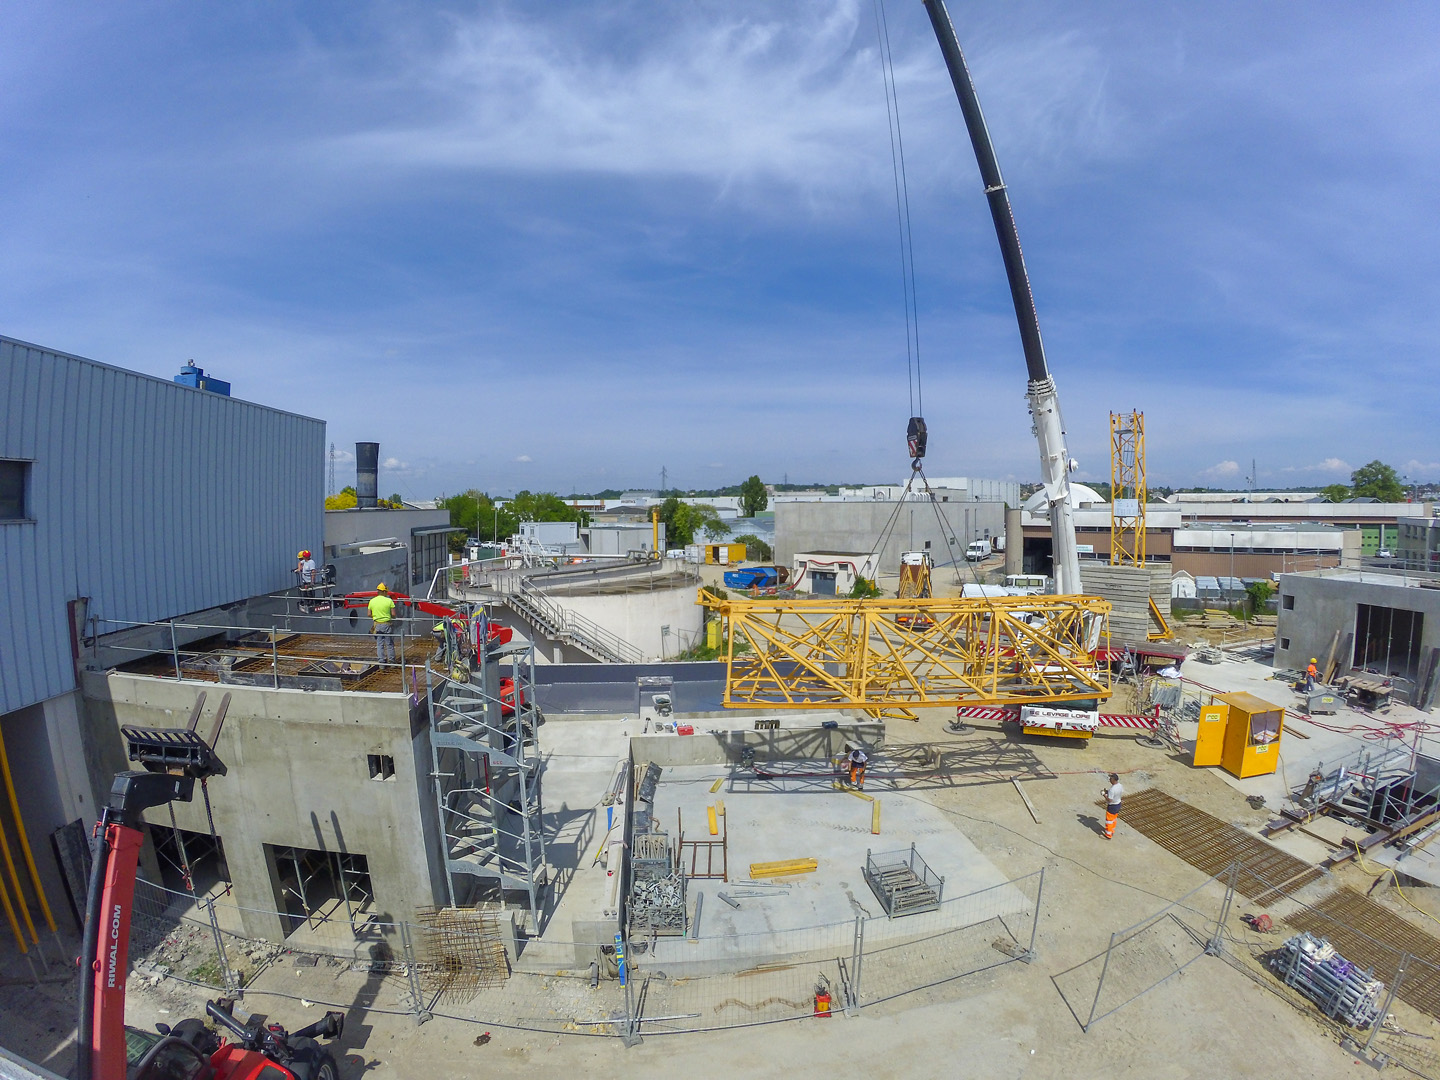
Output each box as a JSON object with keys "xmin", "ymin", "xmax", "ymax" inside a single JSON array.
[{"xmin": 80, "ymin": 669, "xmax": 445, "ymax": 942}]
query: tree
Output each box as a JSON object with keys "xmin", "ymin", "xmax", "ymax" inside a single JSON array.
[
  {"xmin": 1319, "ymin": 483, "xmax": 1351, "ymax": 503},
  {"xmin": 733, "ymin": 533, "xmax": 773, "ymax": 562},
  {"xmin": 848, "ymin": 576, "xmax": 883, "ymax": 599},
  {"xmin": 1244, "ymin": 579, "xmax": 1275, "ymax": 621},
  {"xmin": 325, "ymin": 485, "xmax": 357, "ymax": 510},
  {"xmin": 659, "ymin": 498, "xmax": 727, "ymax": 546},
  {"xmin": 739, "ymin": 475, "xmax": 768, "ymax": 517},
  {"xmin": 1350, "ymin": 460, "xmax": 1404, "ymax": 502}
]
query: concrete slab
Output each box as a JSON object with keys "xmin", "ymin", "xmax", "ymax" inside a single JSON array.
[
  {"xmin": 642, "ymin": 757, "xmax": 1027, "ymax": 973},
  {"xmin": 1175, "ymin": 654, "xmax": 1436, "ymax": 810}
]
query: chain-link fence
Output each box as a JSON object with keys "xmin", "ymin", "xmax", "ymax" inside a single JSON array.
[{"xmin": 129, "ymin": 868, "xmax": 1042, "ymax": 1043}]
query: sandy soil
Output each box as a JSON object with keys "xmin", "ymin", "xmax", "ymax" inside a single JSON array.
[{"xmin": 13, "ymin": 691, "xmax": 1440, "ymax": 1080}]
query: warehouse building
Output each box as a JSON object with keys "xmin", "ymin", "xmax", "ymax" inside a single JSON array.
[{"xmin": 0, "ymin": 335, "xmax": 323, "ymax": 920}]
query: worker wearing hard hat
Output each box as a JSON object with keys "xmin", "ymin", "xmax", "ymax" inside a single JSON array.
[
  {"xmin": 296, "ymin": 550, "xmax": 317, "ymax": 586},
  {"xmin": 846, "ymin": 744, "xmax": 870, "ymax": 790},
  {"xmin": 1306, "ymin": 658, "xmax": 1318, "ymax": 691},
  {"xmin": 369, "ymin": 583, "xmax": 398, "ymax": 663}
]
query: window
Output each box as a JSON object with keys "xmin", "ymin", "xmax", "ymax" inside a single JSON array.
[
  {"xmin": 1280, "ymin": 637, "xmax": 1291, "ymax": 650},
  {"xmin": 1282, "ymin": 595, "xmax": 1295, "ymax": 610},
  {"xmin": 368, "ymin": 754, "xmax": 395, "ymax": 780},
  {"xmin": 0, "ymin": 460, "xmax": 28, "ymax": 520}
]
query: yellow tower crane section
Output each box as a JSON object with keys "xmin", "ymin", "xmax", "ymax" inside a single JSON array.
[
  {"xmin": 1109, "ymin": 410, "xmax": 1146, "ymax": 567},
  {"xmin": 703, "ymin": 590, "xmax": 1111, "ymax": 711}
]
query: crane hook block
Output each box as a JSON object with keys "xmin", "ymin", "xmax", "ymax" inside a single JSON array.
[{"xmin": 907, "ymin": 417, "xmax": 928, "ymax": 462}]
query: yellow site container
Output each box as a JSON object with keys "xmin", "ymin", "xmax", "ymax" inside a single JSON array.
[
  {"xmin": 1190, "ymin": 692, "xmax": 1284, "ymax": 778},
  {"xmin": 705, "ymin": 543, "xmax": 747, "ymax": 565}
]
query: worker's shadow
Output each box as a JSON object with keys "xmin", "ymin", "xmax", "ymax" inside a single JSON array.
[{"xmin": 1076, "ymin": 813, "xmax": 1107, "ymax": 838}]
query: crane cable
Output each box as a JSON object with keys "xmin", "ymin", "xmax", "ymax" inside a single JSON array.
[{"xmin": 873, "ymin": 0, "xmax": 922, "ymax": 419}]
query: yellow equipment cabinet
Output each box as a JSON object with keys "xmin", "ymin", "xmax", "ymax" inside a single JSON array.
[{"xmin": 1217, "ymin": 692, "xmax": 1284, "ymax": 779}]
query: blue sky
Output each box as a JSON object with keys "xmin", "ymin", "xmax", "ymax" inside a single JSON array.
[{"xmin": 2, "ymin": 2, "xmax": 1437, "ymax": 499}]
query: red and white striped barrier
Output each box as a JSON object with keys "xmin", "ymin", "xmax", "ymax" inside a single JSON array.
[
  {"xmin": 955, "ymin": 706, "xmax": 1019, "ymax": 721},
  {"xmin": 956, "ymin": 705, "xmax": 1159, "ymax": 730},
  {"xmin": 1096, "ymin": 711, "xmax": 1159, "ymax": 730}
]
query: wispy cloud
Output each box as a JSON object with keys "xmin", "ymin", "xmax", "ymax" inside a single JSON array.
[
  {"xmin": 1202, "ymin": 461, "xmax": 1241, "ymax": 479},
  {"xmin": 1281, "ymin": 458, "xmax": 1351, "ymax": 476},
  {"xmin": 515, "ymin": 454, "xmax": 532, "ymax": 463}
]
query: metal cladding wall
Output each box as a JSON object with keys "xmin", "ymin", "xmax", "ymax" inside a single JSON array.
[{"xmin": 0, "ymin": 336, "xmax": 324, "ymax": 713}]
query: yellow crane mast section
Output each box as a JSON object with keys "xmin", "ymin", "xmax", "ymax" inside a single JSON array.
[{"xmin": 703, "ymin": 591, "xmax": 1112, "ymax": 709}]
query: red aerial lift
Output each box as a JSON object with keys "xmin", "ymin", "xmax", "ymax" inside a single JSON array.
[{"xmin": 76, "ymin": 718, "xmax": 345, "ymax": 1080}]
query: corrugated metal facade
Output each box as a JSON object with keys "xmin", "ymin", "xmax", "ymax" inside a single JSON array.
[{"xmin": 0, "ymin": 336, "xmax": 324, "ymax": 714}]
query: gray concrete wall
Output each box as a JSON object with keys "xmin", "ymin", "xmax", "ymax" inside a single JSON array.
[
  {"xmin": 81, "ymin": 670, "xmax": 443, "ymax": 941},
  {"xmin": 1275, "ymin": 572, "xmax": 1440, "ymax": 690},
  {"xmin": 775, "ymin": 500, "xmax": 1005, "ymax": 572},
  {"xmin": 559, "ymin": 586, "xmax": 704, "ymax": 661},
  {"xmin": 323, "ymin": 508, "xmax": 451, "ymax": 551}
]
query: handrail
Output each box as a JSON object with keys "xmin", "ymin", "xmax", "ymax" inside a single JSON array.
[{"xmin": 502, "ymin": 576, "xmax": 645, "ymax": 664}]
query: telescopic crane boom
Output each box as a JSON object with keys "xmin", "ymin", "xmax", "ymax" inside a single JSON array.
[{"xmin": 922, "ymin": 0, "xmax": 1083, "ymax": 596}]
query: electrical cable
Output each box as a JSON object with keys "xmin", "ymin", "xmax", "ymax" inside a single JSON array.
[{"xmin": 1351, "ymin": 843, "xmax": 1440, "ymax": 931}]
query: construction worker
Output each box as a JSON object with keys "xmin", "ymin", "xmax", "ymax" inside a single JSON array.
[
  {"xmin": 1103, "ymin": 772, "xmax": 1124, "ymax": 839},
  {"xmin": 846, "ymin": 744, "xmax": 870, "ymax": 790},
  {"xmin": 369, "ymin": 583, "xmax": 397, "ymax": 663},
  {"xmin": 1306, "ymin": 658, "xmax": 1319, "ymax": 691},
  {"xmin": 295, "ymin": 550, "xmax": 317, "ymax": 586}
]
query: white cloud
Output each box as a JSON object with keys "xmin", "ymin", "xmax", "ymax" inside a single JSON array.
[
  {"xmin": 1281, "ymin": 458, "xmax": 1351, "ymax": 475},
  {"xmin": 515, "ymin": 454, "xmax": 532, "ymax": 463},
  {"xmin": 382, "ymin": 457, "xmax": 406, "ymax": 469},
  {"xmin": 1404, "ymin": 460, "xmax": 1440, "ymax": 477},
  {"xmin": 1202, "ymin": 460, "xmax": 1241, "ymax": 479}
]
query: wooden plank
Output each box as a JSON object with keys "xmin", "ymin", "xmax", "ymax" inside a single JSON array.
[
  {"xmin": 871, "ymin": 800, "xmax": 881, "ymax": 835},
  {"xmin": 1322, "ymin": 629, "xmax": 1341, "ymax": 684},
  {"xmin": 750, "ymin": 858, "xmax": 818, "ymax": 878},
  {"xmin": 1012, "ymin": 778, "xmax": 1041, "ymax": 824},
  {"xmin": 707, "ymin": 805, "xmax": 718, "ymax": 836},
  {"xmin": 709, "ymin": 777, "xmax": 724, "ymax": 794}
]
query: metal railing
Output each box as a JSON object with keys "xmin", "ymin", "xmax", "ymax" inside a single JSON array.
[{"xmin": 492, "ymin": 575, "xmax": 645, "ymax": 664}]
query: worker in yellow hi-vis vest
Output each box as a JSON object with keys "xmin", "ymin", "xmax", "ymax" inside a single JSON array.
[{"xmin": 369, "ymin": 583, "xmax": 397, "ymax": 663}]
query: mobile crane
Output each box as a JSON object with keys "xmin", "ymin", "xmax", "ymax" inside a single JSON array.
[{"xmin": 921, "ymin": 0, "xmax": 1085, "ymax": 600}]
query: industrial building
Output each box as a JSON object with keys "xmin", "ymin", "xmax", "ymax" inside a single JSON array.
[
  {"xmin": 776, "ymin": 498, "xmax": 1005, "ymax": 572},
  {"xmin": 0, "ymin": 335, "xmax": 323, "ymax": 922}
]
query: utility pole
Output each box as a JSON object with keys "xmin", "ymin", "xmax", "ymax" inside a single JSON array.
[{"xmin": 660, "ymin": 466, "xmax": 668, "ymax": 494}]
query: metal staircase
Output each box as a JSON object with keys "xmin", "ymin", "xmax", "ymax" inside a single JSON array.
[
  {"xmin": 426, "ymin": 635, "xmax": 548, "ymax": 929},
  {"xmin": 498, "ymin": 577, "xmax": 645, "ymax": 664}
]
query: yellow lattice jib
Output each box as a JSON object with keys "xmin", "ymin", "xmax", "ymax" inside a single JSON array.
[{"xmin": 699, "ymin": 591, "xmax": 1112, "ymax": 709}]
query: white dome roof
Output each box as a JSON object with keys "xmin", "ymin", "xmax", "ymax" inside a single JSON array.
[{"xmin": 1022, "ymin": 482, "xmax": 1107, "ymax": 513}]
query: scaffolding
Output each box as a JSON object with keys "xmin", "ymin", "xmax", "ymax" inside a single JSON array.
[
  {"xmin": 704, "ymin": 591, "xmax": 1112, "ymax": 709},
  {"xmin": 1110, "ymin": 410, "xmax": 1146, "ymax": 567},
  {"xmin": 426, "ymin": 614, "xmax": 548, "ymax": 930}
]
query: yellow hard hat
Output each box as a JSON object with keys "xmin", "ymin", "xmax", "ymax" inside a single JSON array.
[
  {"xmin": 376, "ymin": 582, "xmax": 388, "ymax": 592},
  {"xmin": 1310, "ymin": 658, "xmax": 1317, "ymax": 663},
  {"xmin": 297, "ymin": 550, "xmax": 307, "ymax": 559}
]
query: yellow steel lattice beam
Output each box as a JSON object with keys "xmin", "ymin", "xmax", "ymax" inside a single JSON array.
[
  {"xmin": 704, "ymin": 591, "xmax": 1112, "ymax": 709},
  {"xmin": 1110, "ymin": 410, "xmax": 1147, "ymax": 566}
]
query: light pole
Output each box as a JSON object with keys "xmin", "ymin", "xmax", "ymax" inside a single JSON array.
[{"xmin": 1229, "ymin": 532, "xmax": 1236, "ymax": 615}]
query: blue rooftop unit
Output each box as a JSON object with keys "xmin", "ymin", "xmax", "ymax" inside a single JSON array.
[{"xmin": 174, "ymin": 362, "xmax": 231, "ymax": 396}]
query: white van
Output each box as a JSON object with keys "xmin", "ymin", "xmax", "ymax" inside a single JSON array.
[
  {"xmin": 1004, "ymin": 574, "xmax": 1050, "ymax": 595},
  {"xmin": 966, "ymin": 540, "xmax": 991, "ymax": 561}
]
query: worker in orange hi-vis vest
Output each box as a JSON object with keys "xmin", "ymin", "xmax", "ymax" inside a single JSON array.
[
  {"xmin": 1103, "ymin": 773, "xmax": 1124, "ymax": 839},
  {"xmin": 1306, "ymin": 658, "xmax": 1318, "ymax": 690}
]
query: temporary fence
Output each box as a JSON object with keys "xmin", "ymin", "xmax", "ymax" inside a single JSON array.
[
  {"xmin": 127, "ymin": 868, "xmax": 1043, "ymax": 1043},
  {"xmin": 1051, "ymin": 865, "xmax": 1235, "ymax": 1032}
]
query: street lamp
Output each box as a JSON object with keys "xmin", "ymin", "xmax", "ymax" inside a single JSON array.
[{"xmin": 1229, "ymin": 531, "xmax": 1236, "ymax": 614}]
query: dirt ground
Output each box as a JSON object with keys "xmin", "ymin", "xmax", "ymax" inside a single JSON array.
[{"xmin": 11, "ymin": 697, "xmax": 1440, "ymax": 1080}]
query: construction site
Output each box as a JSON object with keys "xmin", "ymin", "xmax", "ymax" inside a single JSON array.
[{"xmin": 3, "ymin": 4, "xmax": 1440, "ymax": 1080}]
